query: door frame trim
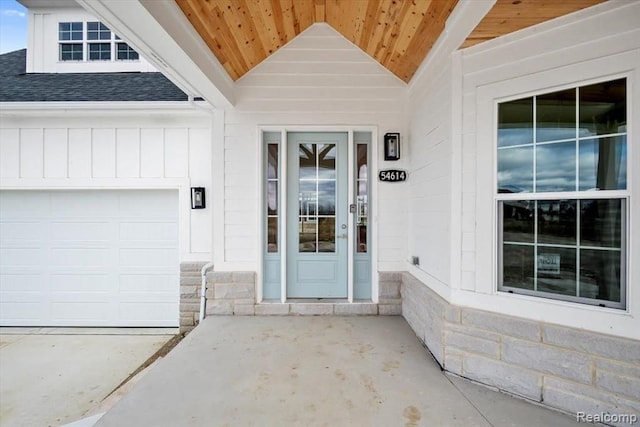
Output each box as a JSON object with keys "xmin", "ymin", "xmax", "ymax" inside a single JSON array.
[{"xmin": 258, "ymin": 125, "xmax": 379, "ymax": 304}]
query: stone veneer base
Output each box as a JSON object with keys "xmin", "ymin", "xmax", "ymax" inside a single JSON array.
[
  {"xmin": 401, "ymin": 272, "xmax": 640, "ymax": 426},
  {"xmin": 179, "ymin": 265, "xmax": 402, "ymax": 333}
]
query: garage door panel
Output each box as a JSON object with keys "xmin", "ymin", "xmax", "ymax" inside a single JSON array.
[
  {"xmin": 119, "ymin": 248, "xmax": 178, "ymax": 267},
  {"xmin": 50, "ymin": 192, "xmax": 117, "ymax": 217},
  {"xmin": 50, "ymin": 274, "xmax": 111, "ymax": 293},
  {"xmin": 0, "ymin": 302, "xmax": 42, "ymax": 320},
  {"xmin": 50, "ymin": 248, "xmax": 111, "ymax": 267},
  {"xmin": 119, "ymin": 274, "xmax": 177, "ymax": 293},
  {"xmin": 118, "ymin": 191, "xmax": 178, "ymax": 219},
  {"xmin": 51, "ymin": 222, "xmax": 112, "ymax": 241},
  {"xmin": 51, "ymin": 302, "xmax": 111, "ymax": 321},
  {"xmin": 119, "ymin": 222, "xmax": 178, "ymax": 241},
  {"xmin": 0, "ymin": 192, "xmax": 49, "ymax": 218},
  {"xmin": 0, "ymin": 190, "xmax": 179, "ymax": 327},
  {"xmin": 0, "ymin": 248, "xmax": 43, "ymax": 266},
  {"xmin": 0, "ymin": 221, "xmax": 44, "ymax": 240},
  {"xmin": 0, "ymin": 274, "xmax": 43, "ymax": 292},
  {"xmin": 120, "ymin": 302, "xmax": 177, "ymax": 322}
]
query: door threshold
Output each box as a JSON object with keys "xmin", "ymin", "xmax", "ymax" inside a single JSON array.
[{"xmin": 285, "ymin": 299, "xmax": 373, "ymax": 304}]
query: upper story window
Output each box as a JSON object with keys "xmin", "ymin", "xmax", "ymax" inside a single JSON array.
[
  {"xmin": 58, "ymin": 21, "xmax": 138, "ymax": 62},
  {"xmin": 496, "ymin": 77, "xmax": 627, "ymax": 309},
  {"xmin": 87, "ymin": 22, "xmax": 110, "ymax": 40}
]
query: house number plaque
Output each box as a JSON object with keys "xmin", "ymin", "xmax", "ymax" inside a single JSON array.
[{"xmin": 378, "ymin": 169, "xmax": 407, "ymax": 183}]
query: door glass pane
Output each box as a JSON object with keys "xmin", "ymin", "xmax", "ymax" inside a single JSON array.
[
  {"xmin": 498, "ymin": 97, "xmax": 533, "ymax": 147},
  {"xmin": 497, "ymin": 146, "xmax": 533, "ymax": 193},
  {"xmin": 536, "ymin": 141, "xmax": 576, "ymax": 192},
  {"xmin": 299, "ymin": 144, "xmax": 316, "ymax": 180},
  {"xmin": 579, "ymin": 78, "xmax": 626, "ymax": 137},
  {"xmin": 299, "ymin": 219, "xmax": 316, "ymax": 253},
  {"xmin": 318, "ymin": 181, "xmax": 335, "ymax": 215},
  {"xmin": 579, "ymin": 136, "xmax": 627, "ymax": 190},
  {"xmin": 537, "ymin": 88, "xmax": 576, "ymax": 142},
  {"xmin": 318, "ymin": 218, "xmax": 335, "ymax": 253},
  {"xmin": 267, "ymin": 182, "xmax": 277, "ymax": 215},
  {"xmin": 267, "ymin": 217, "xmax": 278, "ymax": 253},
  {"xmin": 318, "ymin": 144, "xmax": 336, "ymax": 179},
  {"xmin": 357, "ymin": 144, "xmax": 368, "ymax": 253},
  {"xmin": 267, "ymin": 144, "xmax": 278, "ymax": 179},
  {"xmin": 298, "ymin": 142, "xmax": 336, "ymax": 253}
]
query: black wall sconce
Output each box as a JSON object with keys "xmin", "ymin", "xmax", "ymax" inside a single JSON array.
[
  {"xmin": 384, "ymin": 133, "xmax": 400, "ymax": 161},
  {"xmin": 191, "ymin": 187, "xmax": 206, "ymax": 209}
]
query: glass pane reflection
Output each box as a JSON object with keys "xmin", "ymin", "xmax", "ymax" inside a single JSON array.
[
  {"xmin": 498, "ymin": 146, "xmax": 533, "ymax": 193},
  {"xmin": 579, "ymin": 136, "xmax": 627, "ymax": 191},
  {"xmin": 502, "ymin": 244, "xmax": 534, "ymax": 290},
  {"xmin": 267, "ymin": 144, "xmax": 278, "ymax": 179},
  {"xmin": 318, "ymin": 144, "xmax": 336, "ymax": 179},
  {"xmin": 267, "ymin": 181, "xmax": 277, "ymax": 215},
  {"xmin": 318, "ymin": 181, "xmax": 335, "ymax": 215},
  {"xmin": 580, "ymin": 199, "xmax": 622, "ymax": 248},
  {"xmin": 579, "ymin": 249, "xmax": 621, "ymax": 302},
  {"xmin": 536, "ymin": 142, "xmax": 576, "ymax": 192},
  {"xmin": 267, "ymin": 217, "xmax": 278, "ymax": 253},
  {"xmin": 498, "ymin": 97, "xmax": 533, "ymax": 147},
  {"xmin": 537, "ymin": 247, "xmax": 576, "ymax": 296},
  {"xmin": 299, "ymin": 144, "xmax": 316, "ymax": 180},
  {"xmin": 502, "ymin": 201, "xmax": 534, "ymax": 243},
  {"xmin": 537, "ymin": 88, "xmax": 576, "ymax": 143},
  {"xmin": 537, "ymin": 200, "xmax": 576, "ymax": 246},
  {"xmin": 579, "ymin": 78, "xmax": 626, "ymax": 137},
  {"xmin": 318, "ymin": 217, "xmax": 336, "ymax": 253},
  {"xmin": 299, "ymin": 220, "xmax": 316, "ymax": 253},
  {"xmin": 357, "ymin": 144, "xmax": 368, "ymax": 253}
]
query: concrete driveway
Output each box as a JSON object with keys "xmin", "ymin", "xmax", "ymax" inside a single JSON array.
[{"xmin": 0, "ymin": 328, "xmax": 174, "ymax": 427}]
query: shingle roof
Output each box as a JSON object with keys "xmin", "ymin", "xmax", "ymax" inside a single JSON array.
[{"xmin": 0, "ymin": 49, "xmax": 188, "ymax": 102}]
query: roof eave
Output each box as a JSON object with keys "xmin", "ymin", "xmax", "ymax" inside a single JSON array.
[{"xmin": 76, "ymin": 0, "xmax": 234, "ymax": 109}]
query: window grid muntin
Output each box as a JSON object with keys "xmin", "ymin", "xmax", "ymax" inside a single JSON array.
[
  {"xmin": 496, "ymin": 77, "xmax": 628, "ymax": 309},
  {"xmin": 266, "ymin": 143, "xmax": 279, "ymax": 253},
  {"xmin": 87, "ymin": 21, "xmax": 111, "ymax": 40},
  {"xmin": 298, "ymin": 143, "xmax": 337, "ymax": 253},
  {"xmin": 58, "ymin": 21, "xmax": 139, "ymax": 62},
  {"xmin": 88, "ymin": 42, "xmax": 111, "ymax": 61}
]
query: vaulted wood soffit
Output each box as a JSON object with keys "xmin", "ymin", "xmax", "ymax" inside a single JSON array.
[{"xmin": 175, "ymin": 0, "xmax": 607, "ymax": 83}]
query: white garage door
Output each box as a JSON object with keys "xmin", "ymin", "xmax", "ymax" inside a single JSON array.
[{"xmin": 0, "ymin": 190, "xmax": 179, "ymax": 327}]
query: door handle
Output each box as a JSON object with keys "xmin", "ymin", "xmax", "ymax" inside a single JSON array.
[{"xmin": 337, "ymin": 233, "xmax": 348, "ymax": 239}]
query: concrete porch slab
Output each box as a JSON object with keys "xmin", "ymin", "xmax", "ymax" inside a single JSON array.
[{"xmin": 95, "ymin": 317, "xmax": 580, "ymax": 427}]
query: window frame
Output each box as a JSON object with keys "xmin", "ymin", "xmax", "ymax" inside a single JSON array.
[
  {"xmin": 58, "ymin": 21, "xmax": 139, "ymax": 62},
  {"xmin": 495, "ymin": 76, "xmax": 630, "ymax": 310}
]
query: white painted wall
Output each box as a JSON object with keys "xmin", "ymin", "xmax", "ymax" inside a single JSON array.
[
  {"xmin": 0, "ymin": 108, "xmax": 212, "ymax": 261},
  {"xmin": 25, "ymin": 6, "xmax": 156, "ymax": 73},
  {"xmin": 216, "ymin": 23, "xmax": 408, "ymax": 272},
  {"xmin": 462, "ymin": 1, "xmax": 640, "ymax": 340}
]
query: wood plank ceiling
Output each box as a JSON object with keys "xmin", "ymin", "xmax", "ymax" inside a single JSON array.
[{"xmin": 175, "ymin": 0, "xmax": 607, "ymax": 84}]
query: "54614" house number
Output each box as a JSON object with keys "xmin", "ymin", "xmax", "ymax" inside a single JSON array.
[{"xmin": 378, "ymin": 169, "xmax": 407, "ymax": 182}]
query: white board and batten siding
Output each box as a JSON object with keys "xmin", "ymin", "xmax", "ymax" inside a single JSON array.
[
  {"xmin": 218, "ymin": 23, "xmax": 409, "ymax": 273},
  {"xmin": 455, "ymin": 1, "xmax": 639, "ymax": 339},
  {"xmin": 0, "ymin": 112, "xmax": 212, "ymax": 326}
]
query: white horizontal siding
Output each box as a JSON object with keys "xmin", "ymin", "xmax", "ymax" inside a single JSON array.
[
  {"xmin": 455, "ymin": 0, "xmax": 640, "ymax": 339},
  {"xmin": 220, "ymin": 23, "xmax": 407, "ymax": 270},
  {"xmin": 0, "ymin": 114, "xmax": 212, "ymax": 260}
]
